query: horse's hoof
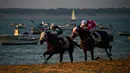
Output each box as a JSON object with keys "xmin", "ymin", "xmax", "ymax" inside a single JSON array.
[
  {"xmin": 110, "ymin": 58, "xmax": 113, "ymax": 60},
  {"xmin": 44, "ymin": 61, "xmax": 47, "ymax": 64},
  {"xmin": 95, "ymin": 57, "xmax": 100, "ymax": 60},
  {"xmin": 57, "ymin": 62, "xmax": 61, "ymax": 64}
]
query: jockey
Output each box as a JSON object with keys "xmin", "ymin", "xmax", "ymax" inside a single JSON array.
[
  {"xmin": 80, "ymin": 20, "xmax": 101, "ymax": 42},
  {"xmin": 49, "ymin": 23, "xmax": 63, "ymax": 36},
  {"xmin": 49, "ymin": 23, "xmax": 69, "ymax": 48}
]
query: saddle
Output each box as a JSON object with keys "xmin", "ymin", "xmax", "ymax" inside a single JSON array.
[{"xmin": 58, "ymin": 36, "xmax": 69, "ymax": 48}]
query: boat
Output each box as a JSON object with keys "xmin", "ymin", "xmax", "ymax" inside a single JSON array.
[
  {"xmin": 128, "ymin": 36, "xmax": 130, "ymax": 40},
  {"xmin": 0, "ymin": 35, "xmax": 38, "ymax": 45},
  {"xmin": 30, "ymin": 21, "xmax": 49, "ymax": 34},
  {"xmin": 98, "ymin": 24, "xmax": 113, "ymax": 29},
  {"xmin": 16, "ymin": 23, "xmax": 26, "ymax": 28},
  {"xmin": 71, "ymin": 10, "xmax": 77, "ymax": 21},
  {"xmin": 31, "ymin": 24, "xmax": 74, "ymax": 34},
  {"xmin": 58, "ymin": 23, "xmax": 76, "ymax": 30},
  {"xmin": 30, "ymin": 24, "xmax": 49, "ymax": 34},
  {"xmin": 117, "ymin": 31, "xmax": 130, "ymax": 36},
  {"xmin": 0, "ymin": 29, "xmax": 39, "ymax": 45},
  {"xmin": 30, "ymin": 27, "xmax": 43, "ymax": 34},
  {"xmin": 10, "ymin": 23, "xmax": 17, "ymax": 26},
  {"xmin": 99, "ymin": 26, "xmax": 110, "ymax": 29},
  {"xmin": 10, "ymin": 23, "xmax": 26, "ymax": 28}
]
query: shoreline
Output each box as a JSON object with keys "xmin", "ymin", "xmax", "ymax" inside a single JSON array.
[{"xmin": 0, "ymin": 58, "xmax": 130, "ymax": 73}]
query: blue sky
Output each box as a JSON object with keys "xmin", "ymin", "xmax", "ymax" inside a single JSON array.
[{"xmin": 0, "ymin": 0, "xmax": 130, "ymax": 9}]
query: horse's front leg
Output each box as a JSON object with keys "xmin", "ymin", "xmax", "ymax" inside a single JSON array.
[
  {"xmin": 68, "ymin": 49, "xmax": 73, "ymax": 62},
  {"xmin": 44, "ymin": 52, "xmax": 54, "ymax": 64},
  {"xmin": 43, "ymin": 51, "xmax": 50, "ymax": 61},
  {"xmin": 43, "ymin": 51, "xmax": 47, "ymax": 62}
]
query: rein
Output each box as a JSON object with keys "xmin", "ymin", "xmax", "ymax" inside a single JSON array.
[{"xmin": 81, "ymin": 37, "xmax": 91, "ymax": 43}]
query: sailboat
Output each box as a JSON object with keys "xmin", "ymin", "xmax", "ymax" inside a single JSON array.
[{"xmin": 71, "ymin": 10, "xmax": 77, "ymax": 21}]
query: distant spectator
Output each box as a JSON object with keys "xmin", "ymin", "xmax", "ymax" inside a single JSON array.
[{"xmin": 23, "ymin": 32, "xmax": 28, "ymax": 36}]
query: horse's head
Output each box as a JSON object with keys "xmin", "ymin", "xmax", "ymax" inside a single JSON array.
[
  {"xmin": 39, "ymin": 31, "xmax": 48, "ymax": 45},
  {"xmin": 39, "ymin": 31, "xmax": 57, "ymax": 45},
  {"xmin": 70, "ymin": 26, "xmax": 80, "ymax": 39},
  {"xmin": 70, "ymin": 25, "xmax": 91, "ymax": 40}
]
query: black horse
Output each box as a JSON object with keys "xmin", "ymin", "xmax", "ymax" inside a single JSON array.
[
  {"xmin": 39, "ymin": 31, "xmax": 80, "ymax": 63},
  {"xmin": 70, "ymin": 26, "xmax": 114, "ymax": 61}
]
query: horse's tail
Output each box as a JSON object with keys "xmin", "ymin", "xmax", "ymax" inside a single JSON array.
[{"xmin": 109, "ymin": 34, "xmax": 114, "ymax": 42}]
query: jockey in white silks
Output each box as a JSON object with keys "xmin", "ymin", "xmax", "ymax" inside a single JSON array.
[{"xmin": 80, "ymin": 20, "xmax": 101, "ymax": 42}]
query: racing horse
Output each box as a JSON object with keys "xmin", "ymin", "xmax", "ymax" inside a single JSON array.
[
  {"xmin": 39, "ymin": 31, "xmax": 80, "ymax": 63},
  {"xmin": 70, "ymin": 26, "xmax": 114, "ymax": 61}
]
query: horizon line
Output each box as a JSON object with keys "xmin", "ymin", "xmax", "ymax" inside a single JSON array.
[{"xmin": 0, "ymin": 7, "xmax": 130, "ymax": 9}]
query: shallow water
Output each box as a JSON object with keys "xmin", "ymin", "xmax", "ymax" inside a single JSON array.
[{"xmin": 0, "ymin": 14, "xmax": 130, "ymax": 65}]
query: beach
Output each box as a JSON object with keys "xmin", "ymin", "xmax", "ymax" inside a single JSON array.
[{"xmin": 0, "ymin": 58, "xmax": 130, "ymax": 73}]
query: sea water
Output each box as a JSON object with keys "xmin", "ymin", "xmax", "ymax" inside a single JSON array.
[{"xmin": 0, "ymin": 14, "xmax": 130, "ymax": 65}]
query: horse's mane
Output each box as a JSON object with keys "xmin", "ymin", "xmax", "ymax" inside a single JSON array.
[
  {"xmin": 47, "ymin": 32, "xmax": 57, "ymax": 38},
  {"xmin": 45, "ymin": 32, "xmax": 62, "ymax": 48},
  {"xmin": 77, "ymin": 26, "xmax": 91, "ymax": 37},
  {"xmin": 45, "ymin": 32, "xmax": 57, "ymax": 41}
]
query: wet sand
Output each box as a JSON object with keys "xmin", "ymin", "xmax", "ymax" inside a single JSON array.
[{"xmin": 0, "ymin": 57, "xmax": 130, "ymax": 73}]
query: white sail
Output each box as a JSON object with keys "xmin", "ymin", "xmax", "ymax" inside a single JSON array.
[{"xmin": 71, "ymin": 10, "xmax": 77, "ymax": 21}]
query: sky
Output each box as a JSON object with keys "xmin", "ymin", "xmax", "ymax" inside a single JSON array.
[{"xmin": 0, "ymin": 0, "xmax": 130, "ymax": 9}]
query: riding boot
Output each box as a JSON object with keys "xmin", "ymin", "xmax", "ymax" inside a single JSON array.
[
  {"xmin": 91, "ymin": 32, "xmax": 101, "ymax": 42},
  {"xmin": 95, "ymin": 32, "xmax": 101, "ymax": 42}
]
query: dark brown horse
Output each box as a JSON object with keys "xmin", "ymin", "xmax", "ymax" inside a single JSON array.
[
  {"xmin": 39, "ymin": 31, "xmax": 80, "ymax": 63},
  {"xmin": 70, "ymin": 26, "xmax": 114, "ymax": 61}
]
